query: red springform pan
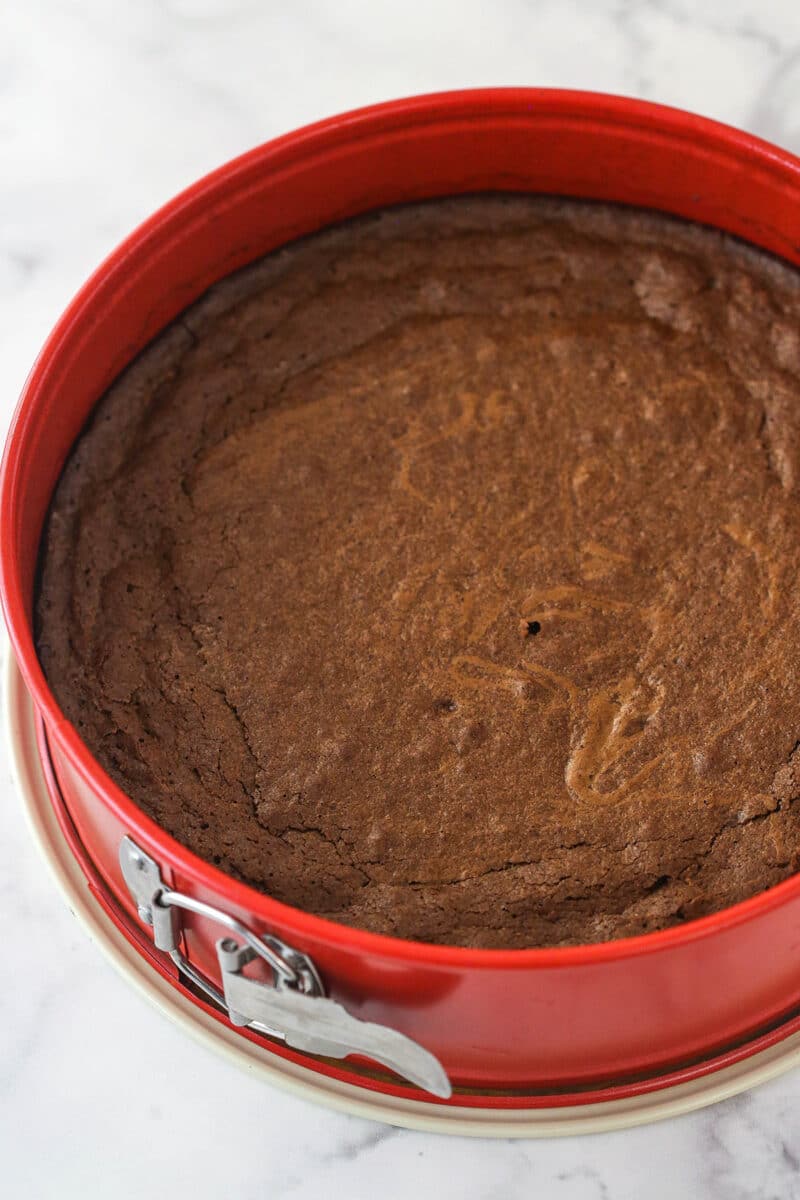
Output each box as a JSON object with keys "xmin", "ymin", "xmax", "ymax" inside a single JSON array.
[{"xmin": 3, "ymin": 89, "xmax": 800, "ymax": 1104}]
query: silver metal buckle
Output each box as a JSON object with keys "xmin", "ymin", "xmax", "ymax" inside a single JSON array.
[{"xmin": 119, "ymin": 836, "xmax": 451, "ymax": 1098}]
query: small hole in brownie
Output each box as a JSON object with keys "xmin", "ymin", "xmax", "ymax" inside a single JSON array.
[
  {"xmin": 648, "ymin": 874, "xmax": 670, "ymax": 893},
  {"xmin": 621, "ymin": 715, "xmax": 648, "ymax": 737},
  {"xmin": 200, "ymin": 821, "xmax": 209, "ymax": 831},
  {"xmin": 526, "ymin": 620, "xmax": 542, "ymax": 637},
  {"xmin": 434, "ymin": 697, "xmax": 457, "ymax": 713},
  {"xmin": 126, "ymin": 583, "xmax": 134, "ymax": 593}
]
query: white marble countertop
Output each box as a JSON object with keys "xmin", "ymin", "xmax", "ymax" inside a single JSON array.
[{"xmin": 3, "ymin": 2, "xmax": 800, "ymax": 1196}]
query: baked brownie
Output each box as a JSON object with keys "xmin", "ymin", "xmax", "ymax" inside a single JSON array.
[{"xmin": 36, "ymin": 196, "xmax": 800, "ymax": 948}]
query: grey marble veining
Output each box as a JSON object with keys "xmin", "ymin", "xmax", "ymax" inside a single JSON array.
[{"xmin": 3, "ymin": 2, "xmax": 800, "ymax": 1196}]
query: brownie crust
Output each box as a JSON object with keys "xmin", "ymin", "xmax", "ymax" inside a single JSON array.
[{"xmin": 37, "ymin": 196, "xmax": 800, "ymax": 948}]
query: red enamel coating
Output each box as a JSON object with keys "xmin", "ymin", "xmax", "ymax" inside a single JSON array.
[{"xmin": 4, "ymin": 90, "xmax": 800, "ymax": 1092}]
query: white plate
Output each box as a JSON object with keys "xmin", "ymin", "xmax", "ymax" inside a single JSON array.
[{"xmin": 8, "ymin": 651, "xmax": 800, "ymax": 1137}]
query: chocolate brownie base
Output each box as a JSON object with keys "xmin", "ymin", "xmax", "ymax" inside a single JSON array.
[{"xmin": 36, "ymin": 196, "xmax": 800, "ymax": 948}]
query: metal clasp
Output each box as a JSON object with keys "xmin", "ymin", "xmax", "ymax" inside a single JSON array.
[{"xmin": 119, "ymin": 837, "xmax": 451, "ymax": 1098}]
